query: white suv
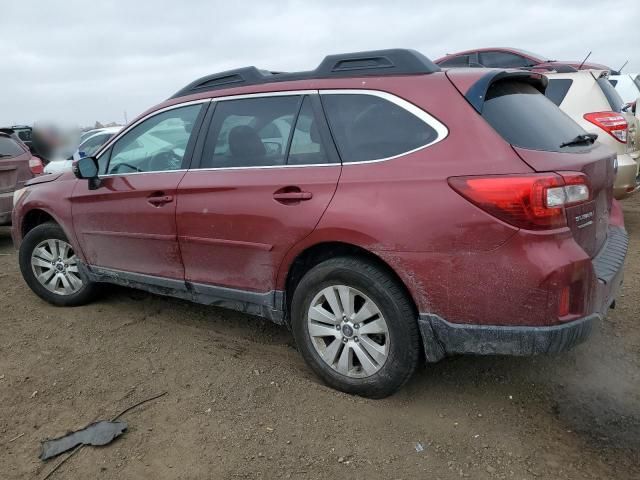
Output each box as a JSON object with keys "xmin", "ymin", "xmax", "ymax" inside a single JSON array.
[{"xmin": 545, "ymin": 69, "xmax": 639, "ymax": 199}]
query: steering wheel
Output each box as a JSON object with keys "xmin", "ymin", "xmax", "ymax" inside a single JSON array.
[
  {"xmin": 110, "ymin": 162, "xmax": 143, "ymax": 174},
  {"xmin": 148, "ymin": 149, "xmax": 182, "ymax": 172}
]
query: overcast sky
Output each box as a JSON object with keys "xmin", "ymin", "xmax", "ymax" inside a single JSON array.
[{"xmin": 2, "ymin": 0, "xmax": 638, "ymax": 127}]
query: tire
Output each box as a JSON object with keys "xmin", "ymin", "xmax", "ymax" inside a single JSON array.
[
  {"xmin": 19, "ymin": 222, "xmax": 96, "ymax": 306},
  {"xmin": 291, "ymin": 256, "xmax": 420, "ymax": 398}
]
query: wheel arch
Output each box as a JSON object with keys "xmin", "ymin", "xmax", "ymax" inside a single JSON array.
[
  {"xmin": 18, "ymin": 208, "xmax": 84, "ymax": 261},
  {"xmin": 281, "ymin": 241, "xmax": 419, "ymax": 319}
]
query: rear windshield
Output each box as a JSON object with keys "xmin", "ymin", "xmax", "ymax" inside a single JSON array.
[
  {"xmin": 0, "ymin": 135, "xmax": 25, "ymax": 157},
  {"xmin": 597, "ymin": 77, "xmax": 625, "ymax": 112},
  {"xmin": 482, "ymin": 81, "xmax": 586, "ymax": 152}
]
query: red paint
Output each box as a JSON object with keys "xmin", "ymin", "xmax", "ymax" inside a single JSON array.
[{"xmin": 11, "ymin": 71, "xmax": 623, "ymax": 330}]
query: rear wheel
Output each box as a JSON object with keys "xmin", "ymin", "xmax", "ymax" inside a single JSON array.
[
  {"xmin": 19, "ymin": 223, "xmax": 96, "ymax": 306},
  {"xmin": 291, "ymin": 256, "xmax": 420, "ymax": 398}
]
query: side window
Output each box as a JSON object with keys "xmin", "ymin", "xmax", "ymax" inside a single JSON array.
[
  {"xmin": 321, "ymin": 93, "xmax": 439, "ymax": 162},
  {"xmin": 287, "ymin": 97, "xmax": 328, "ymax": 165},
  {"xmin": 438, "ymin": 55, "xmax": 470, "ymax": 67},
  {"xmin": 479, "ymin": 51, "xmax": 533, "ymax": 68},
  {"xmin": 105, "ymin": 104, "xmax": 202, "ymax": 175},
  {"xmin": 545, "ymin": 79, "xmax": 573, "ymax": 106},
  {"xmin": 200, "ymin": 96, "xmax": 300, "ymax": 168},
  {"xmin": 0, "ymin": 135, "xmax": 25, "ymax": 157}
]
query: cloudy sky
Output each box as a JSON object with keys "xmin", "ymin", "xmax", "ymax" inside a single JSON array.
[{"xmin": 2, "ymin": 0, "xmax": 638, "ymax": 127}]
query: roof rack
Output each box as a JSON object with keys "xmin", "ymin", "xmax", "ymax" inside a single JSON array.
[{"xmin": 170, "ymin": 49, "xmax": 440, "ymax": 99}]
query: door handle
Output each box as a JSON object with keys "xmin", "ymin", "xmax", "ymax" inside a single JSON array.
[
  {"xmin": 273, "ymin": 191, "xmax": 313, "ymax": 201},
  {"xmin": 147, "ymin": 195, "xmax": 174, "ymax": 206},
  {"xmin": 273, "ymin": 186, "xmax": 313, "ymax": 205}
]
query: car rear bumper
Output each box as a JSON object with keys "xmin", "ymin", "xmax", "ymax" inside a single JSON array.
[
  {"xmin": 418, "ymin": 226, "xmax": 628, "ymax": 362},
  {"xmin": 613, "ymin": 153, "xmax": 639, "ymax": 199}
]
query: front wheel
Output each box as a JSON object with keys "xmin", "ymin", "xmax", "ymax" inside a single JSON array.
[
  {"xmin": 291, "ymin": 256, "xmax": 420, "ymax": 398},
  {"xmin": 19, "ymin": 222, "xmax": 96, "ymax": 306}
]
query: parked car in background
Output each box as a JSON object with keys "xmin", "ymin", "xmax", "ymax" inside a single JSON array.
[
  {"xmin": 0, "ymin": 132, "xmax": 43, "ymax": 225},
  {"xmin": 44, "ymin": 126, "xmax": 121, "ymax": 174},
  {"xmin": 0, "ymin": 125, "xmax": 33, "ymax": 151},
  {"xmin": 11, "ymin": 50, "xmax": 627, "ymax": 397},
  {"xmin": 544, "ymin": 69, "xmax": 639, "ymax": 198},
  {"xmin": 436, "ymin": 47, "xmax": 613, "ymax": 72},
  {"xmin": 79, "ymin": 126, "xmax": 121, "ymax": 144},
  {"xmin": 609, "ymin": 73, "xmax": 640, "ymax": 104}
]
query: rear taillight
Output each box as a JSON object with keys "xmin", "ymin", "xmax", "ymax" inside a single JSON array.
[
  {"xmin": 28, "ymin": 156, "xmax": 44, "ymax": 175},
  {"xmin": 583, "ymin": 112, "xmax": 627, "ymax": 143},
  {"xmin": 448, "ymin": 172, "xmax": 591, "ymax": 230}
]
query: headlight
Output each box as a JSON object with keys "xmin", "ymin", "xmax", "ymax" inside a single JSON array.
[{"xmin": 13, "ymin": 187, "xmax": 28, "ymax": 207}]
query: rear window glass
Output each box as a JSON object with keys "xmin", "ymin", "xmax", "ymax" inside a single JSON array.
[
  {"xmin": 597, "ymin": 77, "xmax": 625, "ymax": 112},
  {"xmin": 439, "ymin": 55, "xmax": 470, "ymax": 67},
  {"xmin": 478, "ymin": 51, "xmax": 533, "ymax": 68},
  {"xmin": 545, "ymin": 79, "xmax": 573, "ymax": 106},
  {"xmin": 0, "ymin": 135, "xmax": 25, "ymax": 157},
  {"xmin": 482, "ymin": 81, "xmax": 586, "ymax": 152},
  {"xmin": 321, "ymin": 94, "xmax": 438, "ymax": 162}
]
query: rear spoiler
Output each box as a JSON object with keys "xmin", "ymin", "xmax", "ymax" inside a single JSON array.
[{"xmin": 465, "ymin": 70, "xmax": 548, "ymax": 113}]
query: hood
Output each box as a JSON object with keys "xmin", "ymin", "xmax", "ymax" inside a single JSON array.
[{"xmin": 25, "ymin": 170, "xmax": 75, "ymax": 186}]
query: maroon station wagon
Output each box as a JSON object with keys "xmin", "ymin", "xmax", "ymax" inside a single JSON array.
[{"xmin": 11, "ymin": 50, "xmax": 627, "ymax": 397}]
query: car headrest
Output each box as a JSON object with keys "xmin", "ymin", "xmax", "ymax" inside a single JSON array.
[{"xmin": 228, "ymin": 125, "xmax": 265, "ymax": 158}]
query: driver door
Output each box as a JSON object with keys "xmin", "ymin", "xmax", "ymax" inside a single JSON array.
[{"xmin": 71, "ymin": 102, "xmax": 206, "ymax": 279}]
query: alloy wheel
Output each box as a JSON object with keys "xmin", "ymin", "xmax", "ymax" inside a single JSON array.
[
  {"xmin": 30, "ymin": 239, "xmax": 83, "ymax": 296},
  {"xmin": 307, "ymin": 285, "xmax": 389, "ymax": 378}
]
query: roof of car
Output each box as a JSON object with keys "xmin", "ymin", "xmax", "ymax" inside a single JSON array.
[
  {"xmin": 170, "ymin": 49, "xmax": 441, "ymax": 100},
  {"xmin": 435, "ymin": 47, "xmax": 549, "ymax": 63}
]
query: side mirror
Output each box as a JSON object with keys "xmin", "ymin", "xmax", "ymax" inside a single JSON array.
[
  {"xmin": 73, "ymin": 156, "xmax": 98, "ymax": 179},
  {"xmin": 73, "ymin": 156, "xmax": 102, "ymax": 190}
]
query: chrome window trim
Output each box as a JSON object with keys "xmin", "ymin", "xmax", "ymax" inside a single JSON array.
[{"xmin": 209, "ymin": 90, "xmax": 318, "ymax": 103}]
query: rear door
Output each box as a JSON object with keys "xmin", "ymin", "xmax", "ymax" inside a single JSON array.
[
  {"xmin": 176, "ymin": 93, "xmax": 341, "ymax": 293},
  {"xmin": 0, "ymin": 135, "xmax": 31, "ymax": 223}
]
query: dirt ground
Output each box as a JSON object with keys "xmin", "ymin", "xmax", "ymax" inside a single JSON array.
[{"xmin": 1, "ymin": 197, "xmax": 639, "ymax": 480}]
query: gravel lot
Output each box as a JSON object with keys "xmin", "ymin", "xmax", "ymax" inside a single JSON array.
[{"xmin": 1, "ymin": 196, "xmax": 639, "ymax": 480}]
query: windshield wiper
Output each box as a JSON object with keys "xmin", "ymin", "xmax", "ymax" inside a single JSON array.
[{"xmin": 559, "ymin": 133, "xmax": 598, "ymax": 148}]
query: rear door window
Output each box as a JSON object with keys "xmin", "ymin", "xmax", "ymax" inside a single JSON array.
[
  {"xmin": 0, "ymin": 135, "xmax": 25, "ymax": 157},
  {"xmin": 596, "ymin": 77, "xmax": 625, "ymax": 112},
  {"xmin": 287, "ymin": 97, "xmax": 329, "ymax": 165},
  {"xmin": 200, "ymin": 96, "xmax": 301, "ymax": 168},
  {"xmin": 545, "ymin": 79, "xmax": 573, "ymax": 106},
  {"xmin": 321, "ymin": 93, "xmax": 439, "ymax": 162},
  {"xmin": 482, "ymin": 81, "xmax": 587, "ymax": 152}
]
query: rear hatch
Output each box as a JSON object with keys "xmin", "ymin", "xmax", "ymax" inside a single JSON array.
[{"xmin": 447, "ymin": 69, "xmax": 616, "ymax": 257}]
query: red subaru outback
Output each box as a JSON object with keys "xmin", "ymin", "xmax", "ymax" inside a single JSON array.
[{"xmin": 11, "ymin": 50, "xmax": 627, "ymax": 397}]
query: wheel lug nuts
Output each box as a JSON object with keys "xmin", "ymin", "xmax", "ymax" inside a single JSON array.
[
  {"xmin": 354, "ymin": 324, "xmax": 359, "ymax": 329},
  {"xmin": 335, "ymin": 325, "xmax": 341, "ymax": 330},
  {"xmin": 354, "ymin": 337, "xmax": 359, "ymax": 342},
  {"xmin": 342, "ymin": 337, "xmax": 348, "ymax": 343}
]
